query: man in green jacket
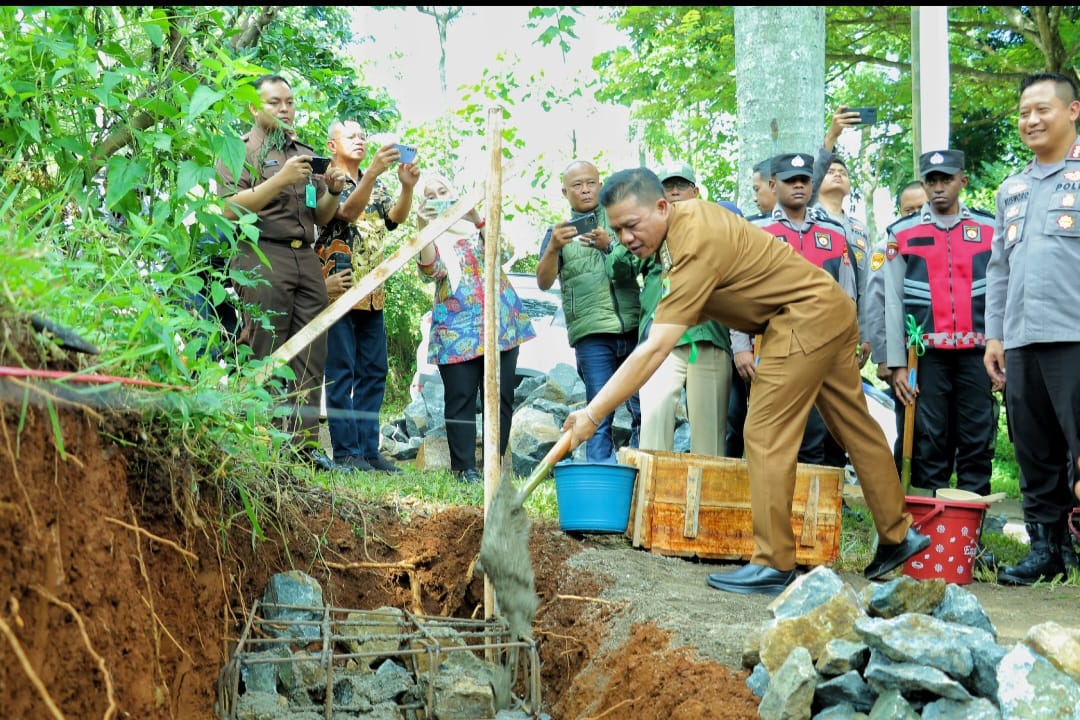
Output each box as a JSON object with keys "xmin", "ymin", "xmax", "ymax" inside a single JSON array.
[
  {"xmin": 537, "ymin": 160, "xmax": 642, "ymax": 462},
  {"xmin": 637, "ymin": 162, "xmax": 732, "ymax": 455}
]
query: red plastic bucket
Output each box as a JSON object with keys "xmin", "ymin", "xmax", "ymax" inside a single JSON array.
[{"xmin": 902, "ymin": 496, "xmax": 988, "ymax": 585}]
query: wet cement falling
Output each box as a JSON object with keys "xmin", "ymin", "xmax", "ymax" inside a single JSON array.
[{"xmin": 478, "ymin": 474, "xmax": 540, "ymax": 643}]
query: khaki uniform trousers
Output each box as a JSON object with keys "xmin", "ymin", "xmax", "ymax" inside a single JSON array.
[
  {"xmin": 232, "ymin": 240, "xmax": 329, "ymax": 446},
  {"xmin": 743, "ymin": 318, "xmax": 911, "ymax": 570},
  {"xmin": 638, "ymin": 343, "xmax": 731, "ymax": 455}
]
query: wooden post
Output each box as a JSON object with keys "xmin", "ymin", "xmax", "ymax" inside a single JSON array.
[
  {"xmin": 900, "ymin": 344, "xmax": 918, "ymax": 493},
  {"xmin": 249, "ymin": 168, "xmax": 512, "ymax": 388},
  {"xmin": 483, "ymin": 107, "xmax": 504, "ymax": 622}
]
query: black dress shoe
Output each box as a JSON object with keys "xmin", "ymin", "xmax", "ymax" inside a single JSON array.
[
  {"xmin": 864, "ymin": 527, "xmax": 931, "ymax": 580},
  {"xmin": 454, "ymin": 468, "xmax": 482, "ymax": 483},
  {"xmin": 365, "ymin": 454, "xmax": 404, "ymax": 474},
  {"xmin": 298, "ymin": 448, "xmax": 357, "ymax": 473},
  {"xmin": 706, "ymin": 564, "xmax": 796, "ymax": 596},
  {"xmin": 339, "ymin": 455, "xmax": 374, "ymax": 471}
]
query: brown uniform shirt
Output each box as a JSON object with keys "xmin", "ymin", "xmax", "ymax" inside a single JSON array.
[
  {"xmin": 653, "ymin": 200, "xmax": 855, "ymax": 358},
  {"xmin": 215, "ymin": 125, "xmax": 327, "ymax": 244}
]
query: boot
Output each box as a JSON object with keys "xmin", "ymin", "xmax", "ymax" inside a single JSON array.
[
  {"xmin": 998, "ymin": 522, "xmax": 1065, "ymax": 585},
  {"xmin": 1062, "ymin": 537, "xmax": 1079, "ymax": 575}
]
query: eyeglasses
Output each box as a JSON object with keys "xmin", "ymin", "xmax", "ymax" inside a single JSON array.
[{"xmin": 662, "ymin": 179, "xmax": 694, "ymax": 191}]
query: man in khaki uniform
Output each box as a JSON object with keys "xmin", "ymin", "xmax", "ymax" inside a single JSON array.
[{"xmin": 562, "ymin": 167, "xmax": 929, "ymax": 596}]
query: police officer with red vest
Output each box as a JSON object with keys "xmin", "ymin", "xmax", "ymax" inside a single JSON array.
[
  {"xmin": 735, "ymin": 153, "xmax": 857, "ymax": 466},
  {"xmin": 884, "ymin": 149, "xmax": 995, "ymax": 497}
]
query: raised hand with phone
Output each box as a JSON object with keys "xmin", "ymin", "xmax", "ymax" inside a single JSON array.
[
  {"xmin": 312, "ymin": 119, "xmax": 420, "ymax": 475},
  {"xmin": 414, "ymin": 172, "xmax": 536, "ymax": 482}
]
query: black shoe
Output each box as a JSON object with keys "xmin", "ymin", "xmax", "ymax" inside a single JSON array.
[
  {"xmin": 454, "ymin": 468, "xmax": 482, "ymax": 484},
  {"xmin": 298, "ymin": 448, "xmax": 356, "ymax": 473},
  {"xmin": 339, "ymin": 455, "xmax": 374, "ymax": 471},
  {"xmin": 998, "ymin": 522, "xmax": 1065, "ymax": 586},
  {"xmin": 864, "ymin": 527, "xmax": 931, "ymax": 580},
  {"xmin": 365, "ymin": 454, "xmax": 403, "ymax": 474},
  {"xmin": 705, "ymin": 564, "xmax": 796, "ymax": 596}
]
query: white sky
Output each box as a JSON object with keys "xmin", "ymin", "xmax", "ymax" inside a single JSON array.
[{"xmin": 348, "ymin": 6, "xmax": 639, "ymax": 248}]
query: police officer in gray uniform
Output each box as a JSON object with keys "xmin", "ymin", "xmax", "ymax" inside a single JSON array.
[{"xmin": 985, "ymin": 72, "xmax": 1080, "ymax": 585}]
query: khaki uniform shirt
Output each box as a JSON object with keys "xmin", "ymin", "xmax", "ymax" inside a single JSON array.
[{"xmin": 653, "ymin": 200, "xmax": 853, "ymax": 359}]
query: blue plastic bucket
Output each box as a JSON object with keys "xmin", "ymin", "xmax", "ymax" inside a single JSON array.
[{"xmin": 553, "ymin": 461, "xmax": 638, "ymax": 533}]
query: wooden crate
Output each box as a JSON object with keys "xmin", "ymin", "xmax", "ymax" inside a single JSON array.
[{"xmin": 616, "ymin": 449, "xmax": 845, "ymax": 566}]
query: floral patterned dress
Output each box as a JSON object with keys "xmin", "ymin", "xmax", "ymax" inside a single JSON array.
[{"xmin": 416, "ymin": 222, "xmax": 535, "ymax": 365}]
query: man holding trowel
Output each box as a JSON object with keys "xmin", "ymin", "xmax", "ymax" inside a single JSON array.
[{"xmin": 561, "ymin": 167, "xmax": 929, "ymax": 597}]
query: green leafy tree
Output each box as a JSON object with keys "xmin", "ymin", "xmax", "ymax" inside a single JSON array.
[
  {"xmin": 0, "ymin": 7, "xmax": 416, "ymax": 456},
  {"xmin": 594, "ymin": 6, "xmax": 1080, "ymax": 215}
]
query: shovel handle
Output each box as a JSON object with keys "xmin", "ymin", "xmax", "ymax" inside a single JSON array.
[{"xmin": 521, "ymin": 431, "xmax": 573, "ymax": 499}]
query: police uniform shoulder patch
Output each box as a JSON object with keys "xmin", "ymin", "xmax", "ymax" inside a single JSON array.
[
  {"xmin": 886, "ymin": 241, "xmax": 899, "ymax": 260},
  {"xmin": 870, "ymin": 251, "xmax": 886, "ymax": 271},
  {"xmin": 815, "ymin": 232, "xmax": 832, "ymax": 250},
  {"xmin": 964, "ymin": 225, "xmax": 980, "ymax": 241}
]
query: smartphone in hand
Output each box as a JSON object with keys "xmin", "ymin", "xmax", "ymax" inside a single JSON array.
[
  {"xmin": 394, "ymin": 144, "xmax": 418, "ymax": 164},
  {"xmin": 428, "ymin": 198, "xmax": 456, "ymax": 214},
  {"xmin": 848, "ymin": 107, "xmax": 878, "ymax": 125},
  {"xmin": 309, "ymin": 156, "xmax": 331, "ymax": 174},
  {"xmin": 568, "ymin": 211, "xmax": 598, "ymax": 236}
]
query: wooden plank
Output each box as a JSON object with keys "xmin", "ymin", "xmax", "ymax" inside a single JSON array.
[
  {"xmin": 631, "ymin": 452, "xmax": 653, "ymax": 548},
  {"xmin": 249, "ymin": 170, "xmax": 511, "ymax": 387},
  {"xmin": 683, "ymin": 465, "xmax": 701, "ymax": 538},
  {"xmin": 799, "ymin": 473, "xmax": 820, "ymax": 547}
]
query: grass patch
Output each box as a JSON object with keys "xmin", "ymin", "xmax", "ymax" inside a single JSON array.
[{"xmin": 311, "ymin": 464, "xmax": 562, "ymax": 524}]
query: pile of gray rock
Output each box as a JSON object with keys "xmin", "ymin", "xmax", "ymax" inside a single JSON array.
[
  {"xmin": 218, "ymin": 571, "xmax": 549, "ymax": 720},
  {"xmin": 747, "ymin": 566, "xmax": 1080, "ymax": 719},
  {"xmin": 383, "ymin": 362, "xmax": 677, "ymax": 475}
]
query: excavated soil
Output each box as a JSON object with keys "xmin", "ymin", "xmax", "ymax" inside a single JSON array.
[
  {"xmin": 0, "ymin": 396, "xmax": 759, "ymax": 719},
  {"xmin": 4, "ymin": 321, "xmax": 1079, "ymax": 718}
]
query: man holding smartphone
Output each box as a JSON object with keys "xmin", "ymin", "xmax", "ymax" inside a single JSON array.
[
  {"xmin": 314, "ymin": 120, "xmax": 420, "ymax": 473},
  {"xmin": 216, "ymin": 73, "xmax": 352, "ymax": 473},
  {"xmin": 536, "ymin": 159, "xmax": 642, "ymax": 462}
]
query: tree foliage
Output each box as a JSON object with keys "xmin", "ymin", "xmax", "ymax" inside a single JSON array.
[
  {"xmin": 593, "ymin": 6, "xmax": 1080, "ymax": 207},
  {"xmin": 0, "ymin": 6, "xmax": 404, "ymax": 391}
]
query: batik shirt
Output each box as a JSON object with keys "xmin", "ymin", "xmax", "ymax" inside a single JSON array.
[{"xmin": 314, "ymin": 175, "xmax": 398, "ymax": 310}]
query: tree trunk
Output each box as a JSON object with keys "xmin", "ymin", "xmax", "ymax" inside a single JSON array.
[{"xmin": 734, "ymin": 6, "xmax": 825, "ymax": 211}]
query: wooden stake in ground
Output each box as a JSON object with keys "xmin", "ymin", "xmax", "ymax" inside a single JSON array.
[
  {"xmin": 900, "ymin": 315, "xmax": 924, "ymax": 494},
  {"xmin": 248, "ymin": 183, "xmax": 491, "ymax": 388},
  {"xmin": 481, "ymin": 106, "xmax": 505, "ymax": 622}
]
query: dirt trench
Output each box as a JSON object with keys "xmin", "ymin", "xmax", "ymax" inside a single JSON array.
[{"xmin": 0, "ymin": 402, "xmax": 759, "ymax": 719}]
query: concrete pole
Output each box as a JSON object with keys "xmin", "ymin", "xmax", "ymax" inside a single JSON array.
[{"xmin": 914, "ymin": 7, "xmax": 951, "ymax": 160}]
